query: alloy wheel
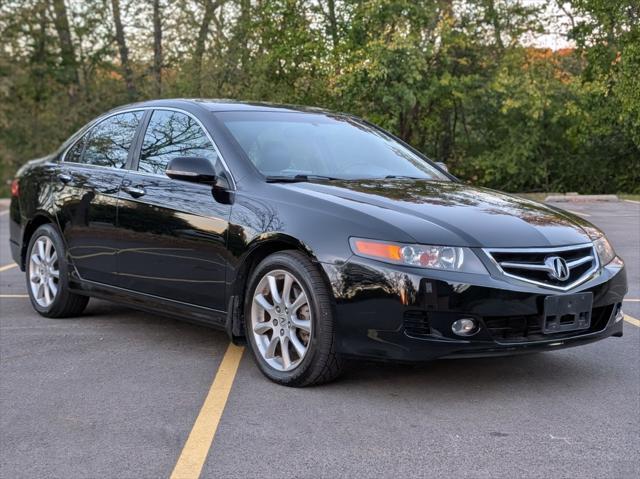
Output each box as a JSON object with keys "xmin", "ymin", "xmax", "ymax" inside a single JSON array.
[
  {"xmin": 29, "ymin": 236, "xmax": 60, "ymax": 308},
  {"xmin": 250, "ymin": 269, "xmax": 312, "ymax": 372}
]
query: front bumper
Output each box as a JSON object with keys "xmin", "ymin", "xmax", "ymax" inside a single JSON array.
[{"xmin": 322, "ymin": 256, "xmax": 627, "ymax": 362}]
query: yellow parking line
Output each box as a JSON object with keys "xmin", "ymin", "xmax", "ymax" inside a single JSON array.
[
  {"xmin": 0, "ymin": 294, "xmax": 28, "ymax": 298},
  {"xmin": 0, "ymin": 263, "xmax": 18, "ymax": 272},
  {"xmin": 170, "ymin": 343, "xmax": 244, "ymax": 479},
  {"xmin": 624, "ymin": 314, "xmax": 640, "ymax": 327},
  {"xmin": 567, "ymin": 210, "xmax": 591, "ymax": 217}
]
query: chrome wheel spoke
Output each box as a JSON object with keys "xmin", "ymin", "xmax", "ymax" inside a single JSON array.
[
  {"xmin": 253, "ymin": 321, "xmax": 272, "ymax": 334},
  {"xmin": 48, "ymin": 278, "xmax": 58, "ymax": 296},
  {"xmin": 289, "ymin": 333, "xmax": 307, "ymax": 358},
  {"xmin": 44, "ymin": 238, "xmax": 53, "ymax": 262},
  {"xmin": 37, "ymin": 240, "xmax": 46, "ymax": 261},
  {"xmin": 282, "ymin": 274, "xmax": 293, "ymax": 306},
  {"xmin": 280, "ymin": 337, "xmax": 292, "ymax": 369},
  {"xmin": 267, "ymin": 275, "xmax": 282, "ymax": 305},
  {"xmin": 291, "ymin": 316, "xmax": 311, "ymax": 333},
  {"xmin": 290, "ymin": 292, "xmax": 306, "ymax": 312},
  {"xmin": 265, "ymin": 336, "xmax": 279, "ymax": 359},
  {"xmin": 254, "ymin": 293, "xmax": 274, "ymax": 312}
]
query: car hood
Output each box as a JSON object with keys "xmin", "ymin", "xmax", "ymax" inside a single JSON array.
[{"xmin": 280, "ymin": 180, "xmax": 594, "ymax": 248}]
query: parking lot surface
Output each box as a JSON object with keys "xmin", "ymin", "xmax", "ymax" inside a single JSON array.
[{"xmin": 1, "ymin": 200, "xmax": 639, "ymax": 479}]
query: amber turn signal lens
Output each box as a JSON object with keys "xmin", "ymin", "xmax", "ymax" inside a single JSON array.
[{"xmin": 352, "ymin": 240, "xmax": 402, "ymax": 261}]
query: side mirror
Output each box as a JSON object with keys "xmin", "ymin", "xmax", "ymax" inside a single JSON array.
[
  {"xmin": 435, "ymin": 161, "xmax": 449, "ymax": 173},
  {"xmin": 166, "ymin": 156, "xmax": 217, "ymax": 184}
]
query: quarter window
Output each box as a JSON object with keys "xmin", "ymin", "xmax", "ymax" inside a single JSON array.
[
  {"xmin": 138, "ymin": 110, "xmax": 220, "ymax": 175},
  {"xmin": 65, "ymin": 135, "xmax": 87, "ymax": 163},
  {"xmin": 80, "ymin": 112, "xmax": 143, "ymax": 168}
]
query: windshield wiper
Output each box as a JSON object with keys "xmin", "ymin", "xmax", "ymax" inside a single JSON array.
[
  {"xmin": 265, "ymin": 174, "xmax": 343, "ymax": 183},
  {"xmin": 383, "ymin": 175, "xmax": 425, "ymax": 180}
]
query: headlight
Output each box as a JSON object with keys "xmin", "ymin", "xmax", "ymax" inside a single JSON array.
[
  {"xmin": 593, "ymin": 236, "xmax": 616, "ymax": 265},
  {"xmin": 349, "ymin": 238, "xmax": 487, "ymax": 274}
]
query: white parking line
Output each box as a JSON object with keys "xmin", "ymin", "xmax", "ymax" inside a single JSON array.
[
  {"xmin": 624, "ymin": 199, "xmax": 639, "ymax": 204},
  {"xmin": 0, "ymin": 263, "xmax": 18, "ymax": 272}
]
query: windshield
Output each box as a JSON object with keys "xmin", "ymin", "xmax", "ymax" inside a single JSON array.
[{"xmin": 215, "ymin": 111, "xmax": 449, "ymax": 181}]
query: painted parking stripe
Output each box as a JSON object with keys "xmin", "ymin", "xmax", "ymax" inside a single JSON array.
[
  {"xmin": 0, "ymin": 263, "xmax": 18, "ymax": 272},
  {"xmin": 624, "ymin": 314, "xmax": 640, "ymax": 327},
  {"xmin": 623, "ymin": 298, "xmax": 640, "ymax": 302},
  {"xmin": 170, "ymin": 343, "xmax": 244, "ymax": 479},
  {"xmin": 624, "ymin": 199, "xmax": 640, "ymax": 204},
  {"xmin": 0, "ymin": 294, "xmax": 29, "ymax": 298},
  {"xmin": 0, "ymin": 210, "xmax": 9, "ymax": 217}
]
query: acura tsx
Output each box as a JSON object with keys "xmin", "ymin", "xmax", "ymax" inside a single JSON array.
[{"xmin": 8, "ymin": 99, "xmax": 627, "ymax": 386}]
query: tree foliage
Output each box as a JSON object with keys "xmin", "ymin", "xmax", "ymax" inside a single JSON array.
[{"xmin": 0, "ymin": 0, "xmax": 638, "ymax": 195}]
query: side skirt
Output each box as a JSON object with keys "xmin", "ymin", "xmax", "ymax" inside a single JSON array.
[{"xmin": 69, "ymin": 278, "xmax": 228, "ymax": 330}]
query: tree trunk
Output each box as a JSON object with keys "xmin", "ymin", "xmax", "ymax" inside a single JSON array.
[
  {"xmin": 327, "ymin": 0, "xmax": 338, "ymax": 49},
  {"xmin": 111, "ymin": 0, "xmax": 137, "ymax": 99},
  {"xmin": 50, "ymin": 0, "xmax": 79, "ymax": 97},
  {"xmin": 153, "ymin": 0, "xmax": 162, "ymax": 96},
  {"xmin": 193, "ymin": 0, "xmax": 225, "ymax": 96},
  {"xmin": 484, "ymin": 0, "xmax": 504, "ymax": 50}
]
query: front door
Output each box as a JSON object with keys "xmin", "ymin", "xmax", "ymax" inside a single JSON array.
[
  {"xmin": 116, "ymin": 109, "xmax": 233, "ymax": 312},
  {"xmin": 56, "ymin": 111, "xmax": 144, "ymax": 285}
]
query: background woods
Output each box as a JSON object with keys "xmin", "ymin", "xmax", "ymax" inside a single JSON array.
[{"xmin": 0, "ymin": 0, "xmax": 638, "ymax": 195}]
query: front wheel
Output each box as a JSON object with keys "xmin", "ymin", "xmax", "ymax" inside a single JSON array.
[
  {"xmin": 26, "ymin": 224, "xmax": 89, "ymax": 318},
  {"xmin": 244, "ymin": 251, "xmax": 342, "ymax": 387}
]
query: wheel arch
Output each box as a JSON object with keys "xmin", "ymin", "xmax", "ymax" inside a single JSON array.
[{"xmin": 225, "ymin": 233, "xmax": 334, "ymax": 343}]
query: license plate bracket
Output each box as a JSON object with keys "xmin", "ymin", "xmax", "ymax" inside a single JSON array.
[{"xmin": 543, "ymin": 292, "xmax": 593, "ymax": 334}]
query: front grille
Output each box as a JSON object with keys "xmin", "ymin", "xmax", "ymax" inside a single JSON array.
[
  {"xmin": 485, "ymin": 244, "xmax": 598, "ymax": 290},
  {"xmin": 483, "ymin": 305, "xmax": 613, "ymax": 343},
  {"xmin": 403, "ymin": 310, "xmax": 431, "ymax": 338}
]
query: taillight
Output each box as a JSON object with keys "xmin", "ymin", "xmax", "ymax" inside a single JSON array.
[{"xmin": 10, "ymin": 178, "xmax": 19, "ymax": 197}]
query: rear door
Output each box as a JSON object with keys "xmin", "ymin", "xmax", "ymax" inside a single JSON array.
[
  {"xmin": 116, "ymin": 109, "xmax": 233, "ymax": 312},
  {"xmin": 56, "ymin": 111, "xmax": 144, "ymax": 285}
]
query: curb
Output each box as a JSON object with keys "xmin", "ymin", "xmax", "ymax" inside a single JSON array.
[{"xmin": 545, "ymin": 194, "xmax": 619, "ymax": 203}]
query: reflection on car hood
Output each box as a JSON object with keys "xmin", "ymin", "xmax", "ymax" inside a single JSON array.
[{"xmin": 283, "ymin": 180, "xmax": 594, "ymax": 248}]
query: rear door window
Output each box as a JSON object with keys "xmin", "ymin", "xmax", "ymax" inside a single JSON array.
[{"xmin": 78, "ymin": 111, "xmax": 143, "ymax": 168}]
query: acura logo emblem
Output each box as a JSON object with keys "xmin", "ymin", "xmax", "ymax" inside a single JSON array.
[{"xmin": 545, "ymin": 256, "xmax": 570, "ymax": 281}]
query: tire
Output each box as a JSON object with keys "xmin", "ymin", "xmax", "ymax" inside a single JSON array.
[
  {"xmin": 25, "ymin": 224, "xmax": 89, "ymax": 318},
  {"xmin": 244, "ymin": 250, "xmax": 342, "ymax": 387}
]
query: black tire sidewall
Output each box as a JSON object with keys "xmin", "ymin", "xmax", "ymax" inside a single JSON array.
[{"xmin": 244, "ymin": 252, "xmax": 333, "ymax": 385}]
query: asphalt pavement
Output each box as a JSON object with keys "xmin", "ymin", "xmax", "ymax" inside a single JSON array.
[{"xmin": 1, "ymin": 199, "xmax": 639, "ymax": 479}]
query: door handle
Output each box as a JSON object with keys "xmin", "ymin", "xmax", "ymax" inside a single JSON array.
[
  {"xmin": 122, "ymin": 185, "xmax": 146, "ymax": 198},
  {"xmin": 57, "ymin": 173, "xmax": 72, "ymax": 184}
]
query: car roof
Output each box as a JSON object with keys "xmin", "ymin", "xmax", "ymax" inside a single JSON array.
[{"xmin": 108, "ymin": 98, "xmax": 339, "ymax": 115}]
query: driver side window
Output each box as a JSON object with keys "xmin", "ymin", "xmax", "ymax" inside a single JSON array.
[{"xmin": 138, "ymin": 110, "xmax": 222, "ymax": 176}]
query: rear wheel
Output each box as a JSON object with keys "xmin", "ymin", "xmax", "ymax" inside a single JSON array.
[
  {"xmin": 26, "ymin": 224, "xmax": 89, "ymax": 318},
  {"xmin": 244, "ymin": 251, "xmax": 342, "ymax": 387}
]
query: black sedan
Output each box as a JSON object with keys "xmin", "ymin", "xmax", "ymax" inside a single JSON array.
[{"xmin": 8, "ymin": 99, "xmax": 627, "ymax": 386}]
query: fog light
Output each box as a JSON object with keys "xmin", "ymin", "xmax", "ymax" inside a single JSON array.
[
  {"xmin": 452, "ymin": 318, "xmax": 478, "ymax": 336},
  {"xmin": 615, "ymin": 307, "xmax": 624, "ymax": 323}
]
